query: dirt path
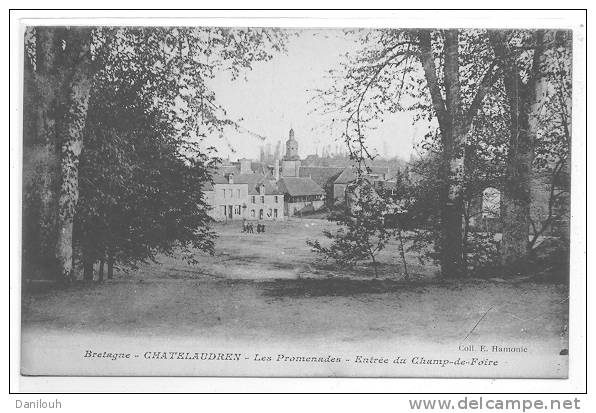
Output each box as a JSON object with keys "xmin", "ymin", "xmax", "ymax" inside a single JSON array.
[
  {"xmin": 20, "ymin": 219, "xmax": 569, "ymax": 377},
  {"xmin": 23, "ymin": 277, "xmax": 568, "ymax": 344}
]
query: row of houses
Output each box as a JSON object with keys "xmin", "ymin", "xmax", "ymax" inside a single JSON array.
[
  {"xmin": 204, "ymin": 164, "xmax": 391, "ymax": 221},
  {"xmin": 204, "ymin": 129, "xmax": 391, "ymax": 221},
  {"xmin": 204, "ymin": 128, "xmax": 569, "ymax": 239}
]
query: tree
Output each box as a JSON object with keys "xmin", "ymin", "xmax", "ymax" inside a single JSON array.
[
  {"xmin": 384, "ymin": 168, "xmax": 416, "ymax": 280},
  {"xmin": 75, "ymin": 75, "xmax": 219, "ymax": 278},
  {"xmin": 314, "ymin": 29, "xmax": 500, "ymax": 277},
  {"xmin": 307, "ymin": 181, "xmax": 393, "ymax": 278},
  {"xmin": 23, "ymin": 26, "xmax": 287, "ymax": 281},
  {"xmin": 529, "ymin": 34, "xmax": 572, "ymax": 247},
  {"xmin": 488, "ymin": 29, "xmax": 571, "ymax": 267},
  {"xmin": 23, "ymin": 27, "xmax": 97, "ymax": 281}
]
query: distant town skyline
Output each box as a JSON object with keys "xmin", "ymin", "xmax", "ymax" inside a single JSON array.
[{"xmin": 204, "ymin": 29, "xmax": 426, "ymax": 162}]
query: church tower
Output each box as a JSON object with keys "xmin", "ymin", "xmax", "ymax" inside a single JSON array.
[
  {"xmin": 284, "ymin": 128, "xmax": 299, "ymax": 161},
  {"xmin": 281, "ymin": 128, "xmax": 301, "ymax": 177}
]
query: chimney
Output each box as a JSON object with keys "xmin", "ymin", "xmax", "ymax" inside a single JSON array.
[{"xmin": 274, "ymin": 159, "xmax": 280, "ymax": 181}]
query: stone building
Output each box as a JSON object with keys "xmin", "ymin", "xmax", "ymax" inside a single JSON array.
[
  {"xmin": 298, "ymin": 166, "xmax": 344, "ymax": 207},
  {"xmin": 278, "ymin": 176, "xmax": 325, "ymax": 216},
  {"xmin": 204, "ymin": 171, "xmax": 284, "ymax": 222},
  {"xmin": 332, "ymin": 166, "xmax": 390, "ymax": 205},
  {"xmin": 204, "ymin": 173, "xmax": 250, "ymax": 221},
  {"xmin": 244, "ymin": 179, "xmax": 284, "ymax": 220}
]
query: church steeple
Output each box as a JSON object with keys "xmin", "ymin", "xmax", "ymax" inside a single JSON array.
[{"xmin": 284, "ymin": 128, "xmax": 299, "ymax": 161}]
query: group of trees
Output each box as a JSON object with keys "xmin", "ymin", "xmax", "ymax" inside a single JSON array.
[
  {"xmin": 23, "ymin": 27, "xmax": 286, "ymax": 282},
  {"xmin": 22, "ymin": 26, "xmax": 572, "ymax": 283},
  {"xmin": 312, "ymin": 29, "xmax": 571, "ymax": 278}
]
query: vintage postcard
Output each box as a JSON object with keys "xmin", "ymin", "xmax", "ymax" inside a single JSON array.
[{"xmin": 18, "ymin": 14, "xmax": 581, "ymax": 379}]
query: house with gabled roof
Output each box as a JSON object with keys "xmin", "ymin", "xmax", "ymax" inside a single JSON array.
[
  {"xmin": 332, "ymin": 166, "xmax": 390, "ymax": 205},
  {"xmin": 277, "ymin": 176, "xmax": 325, "ymax": 216},
  {"xmin": 204, "ymin": 169, "xmax": 284, "ymax": 222},
  {"xmin": 240, "ymin": 175, "xmax": 284, "ymax": 220},
  {"xmin": 298, "ymin": 166, "xmax": 344, "ymax": 207},
  {"xmin": 204, "ymin": 172, "xmax": 250, "ymax": 221}
]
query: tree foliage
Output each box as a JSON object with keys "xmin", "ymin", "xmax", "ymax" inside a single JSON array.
[
  {"xmin": 23, "ymin": 26, "xmax": 287, "ymax": 281},
  {"xmin": 307, "ymin": 181, "xmax": 393, "ymax": 278},
  {"xmin": 312, "ymin": 28, "xmax": 571, "ymax": 277}
]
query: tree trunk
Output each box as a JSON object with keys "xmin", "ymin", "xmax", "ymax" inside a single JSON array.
[
  {"xmin": 417, "ymin": 29, "xmax": 498, "ymax": 277},
  {"xmin": 107, "ymin": 257, "xmax": 114, "ymax": 280},
  {"xmin": 98, "ymin": 259, "xmax": 105, "ymax": 283},
  {"xmin": 490, "ymin": 30, "xmax": 552, "ymax": 268},
  {"xmin": 82, "ymin": 254, "xmax": 94, "ymax": 281},
  {"xmin": 500, "ymin": 131, "xmax": 534, "ymax": 268},
  {"xmin": 370, "ymin": 253, "xmax": 378, "ymax": 278},
  {"xmin": 26, "ymin": 27, "xmax": 63, "ymax": 279},
  {"xmin": 397, "ymin": 229, "xmax": 410, "ymax": 281},
  {"xmin": 418, "ymin": 29, "xmax": 468, "ymax": 278},
  {"xmin": 55, "ymin": 28, "xmax": 94, "ymax": 281},
  {"xmin": 440, "ymin": 196, "xmax": 465, "ymax": 277}
]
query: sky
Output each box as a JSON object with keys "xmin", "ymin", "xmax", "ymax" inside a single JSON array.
[{"xmin": 204, "ymin": 29, "xmax": 423, "ymax": 162}]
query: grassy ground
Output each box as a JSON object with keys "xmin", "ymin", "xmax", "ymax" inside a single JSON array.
[
  {"xmin": 148, "ymin": 218, "xmax": 439, "ymax": 281},
  {"xmin": 23, "ymin": 275, "xmax": 568, "ymax": 345},
  {"xmin": 22, "ymin": 219, "xmax": 568, "ymax": 345}
]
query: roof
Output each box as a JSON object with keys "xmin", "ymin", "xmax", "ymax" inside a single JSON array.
[
  {"xmin": 234, "ymin": 173, "xmax": 283, "ymax": 195},
  {"xmin": 370, "ymin": 166, "xmax": 390, "ymax": 176},
  {"xmin": 262, "ymin": 180, "xmax": 283, "ymax": 195},
  {"xmin": 206, "ymin": 170, "xmax": 282, "ymax": 195},
  {"xmin": 298, "ymin": 166, "xmax": 345, "ymax": 188},
  {"xmin": 209, "ymin": 165, "xmax": 240, "ymax": 184},
  {"xmin": 334, "ymin": 167, "xmax": 358, "ymax": 184},
  {"xmin": 278, "ymin": 177, "xmax": 325, "ymax": 197},
  {"xmin": 334, "ymin": 166, "xmax": 390, "ymax": 184},
  {"xmin": 218, "ymin": 164, "xmax": 240, "ymax": 175},
  {"xmin": 234, "ymin": 173, "xmax": 265, "ymax": 185},
  {"xmin": 235, "ymin": 173, "xmax": 266, "ymax": 194},
  {"xmin": 211, "ymin": 174, "xmax": 232, "ymax": 184}
]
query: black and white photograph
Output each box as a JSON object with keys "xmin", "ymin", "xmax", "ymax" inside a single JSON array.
[{"xmin": 14, "ymin": 10, "xmax": 585, "ymax": 383}]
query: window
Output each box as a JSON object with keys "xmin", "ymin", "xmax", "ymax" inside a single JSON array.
[
  {"xmin": 228, "ymin": 189, "xmax": 233, "ymax": 198},
  {"xmin": 250, "ymin": 209, "xmax": 255, "ymax": 218},
  {"xmin": 274, "ymin": 196, "xmax": 278, "ymax": 203},
  {"xmin": 267, "ymin": 208, "xmax": 272, "ymax": 218},
  {"xmin": 251, "ymin": 196, "xmax": 256, "ymax": 204},
  {"xmin": 259, "ymin": 209, "xmax": 264, "ymax": 220},
  {"xmin": 221, "ymin": 189, "xmax": 226, "ymax": 198},
  {"xmin": 234, "ymin": 205, "xmax": 241, "ymax": 215},
  {"xmin": 261, "ymin": 196, "xmax": 265, "ymax": 203},
  {"xmin": 274, "ymin": 209, "xmax": 278, "ymax": 218},
  {"xmin": 236, "ymin": 189, "xmax": 241, "ymax": 198},
  {"xmin": 222, "ymin": 206, "xmax": 226, "ymax": 216}
]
